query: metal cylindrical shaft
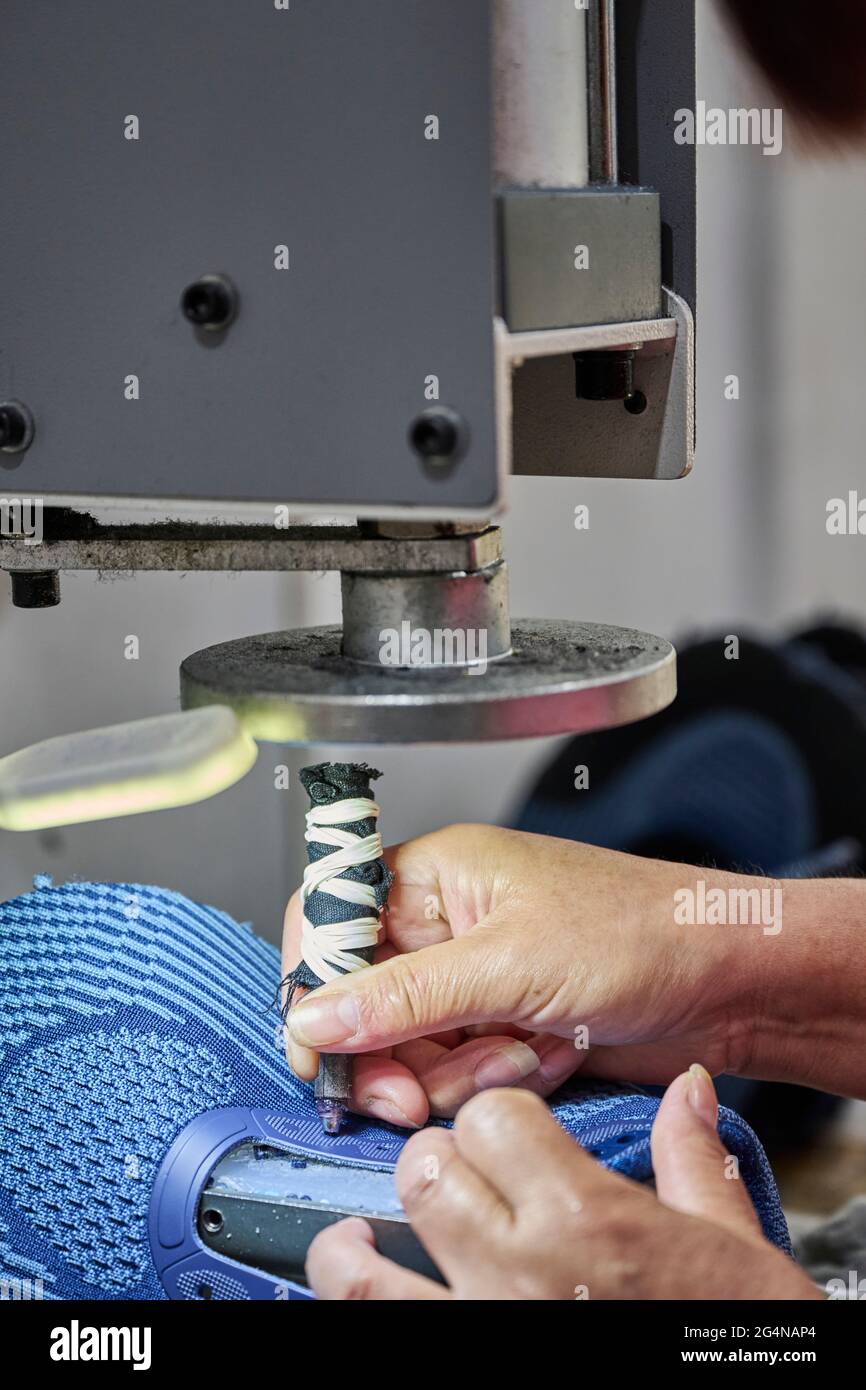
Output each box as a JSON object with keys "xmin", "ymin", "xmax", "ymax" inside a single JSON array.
[
  {"xmin": 493, "ymin": 0, "xmax": 590, "ymax": 188},
  {"xmin": 340, "ymin": 562, "xmax": 512, "ymax": 668},
  {"xmin": 587, "ymin": 0, "xmax": 619, "ymax": 182}
]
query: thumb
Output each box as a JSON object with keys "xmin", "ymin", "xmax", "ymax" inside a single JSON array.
[
  {"xmin": 286, "ymin": 931, "xmax": 526, "ymax": 1052},
  {"xmin": 651, "ymin": 1065, "xmax": 764, "ymax": 1246}
]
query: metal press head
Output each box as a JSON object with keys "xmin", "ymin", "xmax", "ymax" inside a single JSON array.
[{"xmin": 179, "ymin": 524, "xmax": 676, "ymax": 746}]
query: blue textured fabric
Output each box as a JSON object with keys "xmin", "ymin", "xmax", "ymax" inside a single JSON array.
[{"xmin": 0, "ymin": 879, "xmax": 791, "ymax": 1300}]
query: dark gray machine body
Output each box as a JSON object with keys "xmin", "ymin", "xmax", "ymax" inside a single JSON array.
[
  {"xmin": 0, "ymin": 1, "xmax": 697, "ymax": 511},
  {"xmin": 0, "ymin": 5, "xmax": 698, "ymax": 762},
  {"xmin": 0, "ymin": 1, "xmax": 498, "ymax": 510}
]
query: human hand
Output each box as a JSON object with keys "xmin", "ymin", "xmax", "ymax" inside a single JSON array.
[
  {"xmin": 282, "ymin": 825, "xmax": 766, "ymax": 1127},
  {"xmin": 305, "ymin": 1066, "xmax": 819, "ymax": 1301}
]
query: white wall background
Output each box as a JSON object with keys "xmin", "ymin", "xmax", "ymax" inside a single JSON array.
[{"xmin": 2, "ymin": 3, "xmax": 865, "ymax": 949}]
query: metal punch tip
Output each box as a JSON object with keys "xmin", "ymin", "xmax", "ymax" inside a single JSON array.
[{"xmin": 316, "ymin": 1102, "xmax": 346, "ymax": 1136}]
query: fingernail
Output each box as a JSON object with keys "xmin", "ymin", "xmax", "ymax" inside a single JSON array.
[
  {"xmin": 687, "ymin": 1063, "xmax": 718, "ymax": 1130},
  {"xmin": 288, "ymin": 993, "xmax": 360, "ymax": 1046},
  {"xmin": 538, "ymin": 1038, "xmax": 580, "ymax": 1085},
  {"xmin": 362, "ymin": 1097, "xmax": 419, "ymax": 1130},
  {"xmin": 474, "ymin": 1041, "xmax": 541, "ymax": 1091}
]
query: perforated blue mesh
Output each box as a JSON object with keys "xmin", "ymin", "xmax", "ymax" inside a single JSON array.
[
  {"xmin": 0, "ymin": 1029, "xmax": 232, "ymax": 1292},
  {"xmin": 0, "ymin": 880, "xmax": 306, "ymax": 1300},
  {"xmin": 176, "ymin": 1267, "xmax": 251, "ymax": 1301}
]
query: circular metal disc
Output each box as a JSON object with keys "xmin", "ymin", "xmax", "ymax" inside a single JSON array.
[{"xmin": 180, "ymin": 620, "xmax": 676, "ymax": 745}]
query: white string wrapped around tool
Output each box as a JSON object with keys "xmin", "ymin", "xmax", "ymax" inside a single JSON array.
[{"xmin": 300, "ymin": 796, "xmax": 383, "ymax": 983}]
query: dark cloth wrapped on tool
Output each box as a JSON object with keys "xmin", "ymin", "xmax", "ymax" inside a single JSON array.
[{"xmin": 280, "ymin": 762, "xmax": 392, "ymax": 1002}]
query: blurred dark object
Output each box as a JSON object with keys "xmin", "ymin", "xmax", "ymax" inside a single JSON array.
[
  {"xmin": 721, "ymin": 0, "xmax": 866, "ymax": 144},
  {"xmin": 795, "ymin": 1198, "xmax": 866, "ymax": 1292},
  {"xmin": 512, "ymin": 622, "xmax": 866, "ymax": 1157}
]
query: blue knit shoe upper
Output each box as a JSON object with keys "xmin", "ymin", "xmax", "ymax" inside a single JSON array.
[{"xmin": 0, "ymin": 879, "xmax": 791, "ymax": 1299}]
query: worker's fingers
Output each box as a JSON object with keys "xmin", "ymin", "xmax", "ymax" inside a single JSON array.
[
  {"xmin": 280, "ymin": 894, "xmax": 315, "ymax": 1075},
  {"xmin": 284, "ymin": 824, "xmax": 549, "ymax": 1069},
  {"xmin": 305, "ymin": 1217, "xmax": 450, "ymax": 1301},
  {"xmin": 350, "ymin": 1054, "xmax": 428, "ymax": 1129},
  {"xmin": 393, "ymin": 1031, "xmax": 580, "ymax": 1118},
  {"xmin": 389, "ymin": 1037, "xmax": 449, "ymax": 1074},
  {"xmin": 394, "ymin": 1127, "xmax": 512, "ymax": 1286},
  {"xmin": 651, "ymin": 1066, "xmax": 764, "ymax": 1245},
  {"xmin": 282, "ymin": 840, "xmax": 455, "ymax": 993},
  {"xmin": 509, "ymin": 1033, "xmax": 582, "ymax": 1101},
  {"xmin": 279, "ymin": 973, "xmax": 319, "ymax": 1080},
  {"xmin": 288, "ymin": 1035, "xmax": 401, "ymax": 1086},
  {"xmin": 286, "ymin": 1037, "xmax": 318, "ymax": 1081},
  {"xmin": 565, "ymin": 1031, "xmax": 733, "ymax": 1088},
  {"xmin": 462, "ymin": 1022, "xmax": 534, "ymax": 1041},
  {"xmin": 308, "ymin": 1028, "xmax": 579, "ymax": 1127},
  {"xmin": 280, "ymin": 888, "xmax": 305, "ymax": 978},
  {"xmin": 379, "ymin": 839, "xmax": 453, "ymax": 952},
  {"xmin": 286, "ymin": 931, "xmax": 536, "ymax": 1053},
  {"xmin": 423, "ymin": 1027, "xmax": 465, "ymax": 1049},
  {"xmin": 404, "ymin": 1034, "xmax": 540, "ymax": 1116},
  {"xmin": 451, "ymin": 1088, "xmax": 619, "ymax": 1214},
  {"xmin": 280, "ymin": 856, "xmax": 459, "ymax": 1078}
]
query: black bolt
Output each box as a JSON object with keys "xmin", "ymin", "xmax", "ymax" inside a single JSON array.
[
  {"xmin": 0, "ymin": 401, "xmax": 34, "ymax": 454},
  {"xmin": 181, "ymin": 275, "xmax": 238, "ymax": 331},
  {"xmin": 201, "ymin": 1208, "xmax": 224, "ymax": 1235},
  {"xmin": 409, "ymin": 408, "xmax": 467, "ymax": 472},
  {"xmin": 573, "ymin": 350, "xmax": 636, "ymax": 402},
  {"xmin": 10, "ymin": 571, "xmax": 60, "ymax": 609}
]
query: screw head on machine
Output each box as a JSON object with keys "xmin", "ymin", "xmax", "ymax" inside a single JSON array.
[
  {"xmin": 573, "ymin": 349, "xmax": 636, "ymax": 401},
  {"xmin": 0, "ymin": 401, "xmax": 34, "ymax": 455},
  {"xmin": 10, "ymin": 571, "xmax": 60, "ymax": 609},
  {"xmin": 181, "ymin": 275, "xmax": 238, "ymax": 331},
  {"xmin": 409, "ymin": 407, "xmax": 467, "ymax": 473}
]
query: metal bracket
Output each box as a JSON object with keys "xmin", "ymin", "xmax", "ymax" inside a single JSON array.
[
  {"xmin": 0, "ymin": 518, "xmax": 502, "ymax": 586},
  {"xmin": 499, "ymin": 287, "xmax": 694, "ymax": 480}
]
